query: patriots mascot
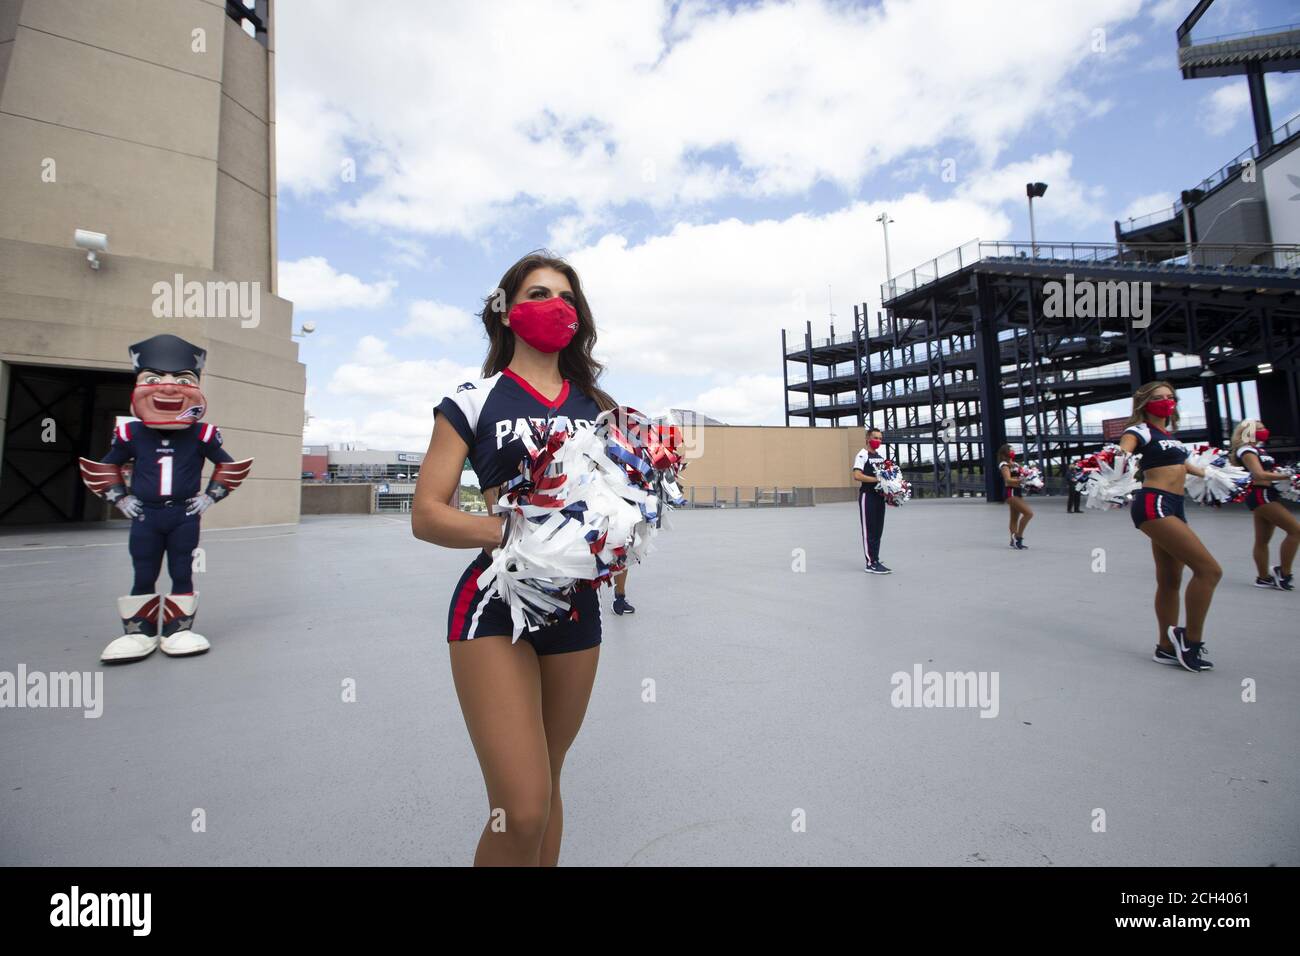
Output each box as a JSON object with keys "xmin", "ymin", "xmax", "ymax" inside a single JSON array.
[{"xmin": 78, "ymin": 334, "xmax": 252, "ymax": 663}]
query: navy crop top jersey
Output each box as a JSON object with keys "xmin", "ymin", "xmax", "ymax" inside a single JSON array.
[
  {"xmin": 1122, "ymin": 422, "xmax": 1189, "ymax": 470},
  {"xmin": 1236, "ymin": 444, "xmax": 1276, "ymax": 472},
  {"xmin": 434, "ymin": 367, "xmax": 602, "ymax": 491}
]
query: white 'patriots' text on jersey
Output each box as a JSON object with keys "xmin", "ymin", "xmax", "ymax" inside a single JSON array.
[{"xmin": 434, "ymin": 368, "xmax": 602, "ymax": 490}]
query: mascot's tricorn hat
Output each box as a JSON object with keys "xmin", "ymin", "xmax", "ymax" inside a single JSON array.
[{"xmin": 129, "ymin": 334, "xmax": 206, "ymax": 376}]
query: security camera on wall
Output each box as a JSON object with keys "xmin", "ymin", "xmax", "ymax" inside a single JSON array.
[{"xmin": 73, "ymin": 229, "xmax": 108, "ymax": 270}]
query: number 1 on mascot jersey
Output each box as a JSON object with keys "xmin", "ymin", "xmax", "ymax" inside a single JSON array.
[{"xmin": 78, "ymin": 334, "xmax": 253, "ymax": 663}]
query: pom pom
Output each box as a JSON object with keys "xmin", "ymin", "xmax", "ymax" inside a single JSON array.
[
  {"xmin": 1017, "ymin": 464, "xmax": 1044, "ymax": 493},
  {"xmin": 875, "ymin": 460, "xmax": 912, "ymax": 506},
  {"xmin": 1080, "ymin": 448, "xmax": 1140, "ymax": 510},
  {"xmin": 475, "ymin": 407, "xmax": 687, "ymax": 638},
  {"xmin": 1276, "ymin": 469, "xmax": 1300, "ymax": 503},
  {"xmin": 1185, "ymin": 445, "xmax": 1250, "ymax": 505}
]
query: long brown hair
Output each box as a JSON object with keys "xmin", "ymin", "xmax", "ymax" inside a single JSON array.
[
  {"xmin": 996, "ymin": 443, "xmax": 1015, "ymax": 464},
  {"xmin": 479, "ymin": 250, "xmax": 617, "ymax": 412},
  {"xmin": 1123, "ymin": 380, "xmax": 1180, "ymax": 429}
]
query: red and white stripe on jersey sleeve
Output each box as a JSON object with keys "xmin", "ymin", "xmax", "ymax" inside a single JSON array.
[
  {"xmin": 199, "ymin": 423, "xmax": 219, "ymax": 443},
  {"xmin": 211, "ymin": 458, "xmax": 253, "ymax": 491},
  {"xmin": 79, "ymin": 458, "xmax": 125, "ymax": 496},
  {"xmin": 115, "ymin": 421, "xmax": 134, "ymax": 443}
]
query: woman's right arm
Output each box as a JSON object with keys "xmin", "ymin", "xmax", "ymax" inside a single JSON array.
[
  {"xmin": 852, "ymin": 468, "xmax": 876, "ymax": 485},
  {"xmin": 411, "ymin": 416, "xmax": 505, "ymax": 550}
]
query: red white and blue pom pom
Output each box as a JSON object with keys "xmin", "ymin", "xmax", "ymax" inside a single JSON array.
[
  {"xmin": 1017, "ymin": 464, "xmax": 1045, "ymax": 493},
  {"xmin": 1077, "ymin": 445, "xmax": 1140, "ymax": 510},
  {"xmin": 1185, "ymin": 444, "xmax": 1250, "ymax": 505},
  {"xmin": 1278, "ymin": 469, "xmax": 1300, "ymax": 503},
  {"xmin": 875, "ymin": 460, "xmax": 912, "ymax": 506},
  {"xmin": 475, "ymin": 407, "xmax": 687, "ymax": 638}
]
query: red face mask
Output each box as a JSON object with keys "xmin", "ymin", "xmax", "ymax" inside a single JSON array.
[
  {"xmin": 1147, "ymin": 398, "xmax": 1176, "ymax": 418},
  {"xmin": 508, "ymin": 297, "xmax": 579, "ymax": 353},
  {"xmin": 1256, "ymin": 428, "xmax": 1270, "ymax": 443},
  {"xmin": 869, "ymin": 438, "xmax": 882, "ymax": 450},
  {"xmin": 1007, "ymin": 450, "xmax": 1016, "ymax": 460}
]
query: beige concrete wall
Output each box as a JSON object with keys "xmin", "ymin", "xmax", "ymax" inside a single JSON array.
[
  {"xmin": 302, "ymin": 484, "xmax": 375, "ymax": 516},
  {"xmin": 0, "ymin": 0, "xmax": 301, "ymax": 529},
  {"xmin": 680, "ymin": 425, "xmax": 865, "ymax": 499}
]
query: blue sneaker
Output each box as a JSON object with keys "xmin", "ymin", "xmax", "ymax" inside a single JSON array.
[
  {"xmin": 613, "ymin": 593, "xmax": 635, "ymax": 615},
  {"xmin": 1165, "ymin": 626, "xmax": 1202, "ymax": 673}
]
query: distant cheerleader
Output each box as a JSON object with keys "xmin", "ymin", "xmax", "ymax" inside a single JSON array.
[
  {"xmin": 997, "ymin": 445, "xmax": 1033, "ymax": 550},
  {"xmin": 852, "ymin": 426, "xmax": 892, "ymax": 573},
  {"xmin": 1230, "ymin": 419, "xmax": 1299, "ymax": 591},
  {"xmin": 1116, "ymin": 382, "xmax": 1220, "ymax": 673}
]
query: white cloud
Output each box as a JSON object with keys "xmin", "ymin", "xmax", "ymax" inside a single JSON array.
[
  {"xmin": 678, "ymin": 375, "xmax": 786, "ymax": 425},
  {"xmin": 278, "ymin": 257, "xmax": 397, "ymax": 312},
  {"xmin": 312, "ymin": 335, "xmax": 482, "ymax": 448},
  {"xmin": 567, "ymin": 192, "xmax": 1011, "ymax": 382},
  {"xmin": 1118, "ymin": 191, "xmax": 1177, "ymax": 223},
  {"xmin": 397, "ymin": 300, "xmax": 479, "ymax": 342},
  {"xmin": 955, "ymin": 151, "xmax": 1108, "ymax": 226},
  {"xmin": 275, "ymin": 0, "xmax": 1145, "ymax": 244},
  {"xmin": 1202, "ymin": 83, "xmax": 1250, "ymax": 137}
]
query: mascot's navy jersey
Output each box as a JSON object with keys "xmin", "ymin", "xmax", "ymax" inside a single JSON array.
[
  {"xmin": 435, "ymin": 368, "xmax": 601, "ymax": 490},
  {"xmin": 101, "ymin": 421, "xmax": 233, "ymax": 502}
]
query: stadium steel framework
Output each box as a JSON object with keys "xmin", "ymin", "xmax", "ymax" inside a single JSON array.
[{"xmin": 782, "ymin": 240, "xmax": 1300, "ymax": 501}]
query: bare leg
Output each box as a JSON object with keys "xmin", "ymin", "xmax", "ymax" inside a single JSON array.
[
  {"xmin": 537, "ymin": 646, "xmax": 600, "ymax": 866},
  {"xmin": 1150, "ymin": 539, "xmax": 1183, "ymax": 650},
  {"xmin": 449, "ymin": 636, "xmax": 551, "ymax": 866},
  {"xmin": 1257, "ymin": 501, "xmax": 1300, "ymax": 576},
  {"xmin": 1252, "ymin": 511, "xmax": 1274, "ymax": 580},
  {"xmin": 1017, "ymin": 501, "xmax": 1034, "ymax": 537},
  {"xmin": 613, "ymin": 568, "xmax": 628, "ymax": 595},
  {"xmin": 1141, "ymin": 518, "xmax": 1222, "ymax": 643}
]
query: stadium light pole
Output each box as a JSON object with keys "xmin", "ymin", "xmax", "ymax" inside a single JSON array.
[
  {"xmin": 876, "ymin": 211, "xmax": 895, "ymax": 296},
  {"xmin": 1026, "ymin": 182, "xmax": 1048, "ymax": 257}
]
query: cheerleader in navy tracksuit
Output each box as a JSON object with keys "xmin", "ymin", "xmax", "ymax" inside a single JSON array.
[
  {"xmin": 1117, "ymin": 381, "xmax": 1219, "ymax": 673},
  {"xmin": 412, "ymin": 251, "xmax": 618, "ymax": 866},
  {"xmin": 997, "ymin": 444, "xmax": 1033, "ymax": 550},
  {"xmin": 1230, "ymin": 419, "xmax": 1299, "ymax": 591},
  {"xmin": 853, "ymin": 427, "xmax": 891, "ymax": 573}
]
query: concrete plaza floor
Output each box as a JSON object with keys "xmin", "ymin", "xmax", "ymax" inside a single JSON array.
[{"xmin": 1, "ymin": 499, "xmax": 1296, "ymax": 866}]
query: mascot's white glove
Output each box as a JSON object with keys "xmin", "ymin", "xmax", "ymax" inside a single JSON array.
[
  {"xmin": 185, "ymin": 493, "xmax": 215, "ymax": 516},
  {"xmin": 114, "ymin": 495, "xmax": 144, "ymax": 519}
]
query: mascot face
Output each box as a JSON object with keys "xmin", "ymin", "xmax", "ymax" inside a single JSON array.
[{"xmin": 131, "ymin": 369, "xmax": 207, "ymax": 430}]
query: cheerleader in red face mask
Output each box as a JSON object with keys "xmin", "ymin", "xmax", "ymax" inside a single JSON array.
[
  {"xmin": 1117, "ymin": 381, "xmax": 1220, "ymax": 673},
  {"xmin": 1230, "ymin": 419, "xmax": 1300, "ymax": 590},
  {"xmin": 997, "ymin": 444, "xmax": 1033, "ymax": 550},
  {"xmin": 413, "ymin": 251, "xmax": 620, "ymax": 866}
]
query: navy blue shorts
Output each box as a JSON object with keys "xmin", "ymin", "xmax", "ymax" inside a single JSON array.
[
  {"xmin": 1245, "ymin": 486, "xmax": 1278, "ymax": 511},
  {"xmin": 446, "ymin": 551, "xmax": 602, "ymax": 655},
  {"xmin": 1130, "ymin": 488, "xmax": 1186, "ymax": 528}
]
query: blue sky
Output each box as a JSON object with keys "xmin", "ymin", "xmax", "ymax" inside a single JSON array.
[{"xmin": 274, "ymin": 0, "xmax": 1297, "ymax": 449}]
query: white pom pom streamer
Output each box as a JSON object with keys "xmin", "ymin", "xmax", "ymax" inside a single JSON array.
[
  {"xmin": 1278, "ymin": 469, "xmax": 1300, "ymax": 503},
  {"xmin": 1184, "ymin": 445, "xmax": 1250, "ymax": 505},
  {"xmin": 475, "ymin": 408, "xmax": 686, "ymax": 639},
  {"xmin": 1081, "ymin": 452, "xmax": 1141, "ymax": 510}
]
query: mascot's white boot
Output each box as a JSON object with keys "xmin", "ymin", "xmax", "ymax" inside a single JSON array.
[
  {"xmin": 101, "ymin": 594, "xmax": 161, "ymax": 663},
  {"xmin": 160, "ymin": 593, "xmax": 210, "ymax": 657}
]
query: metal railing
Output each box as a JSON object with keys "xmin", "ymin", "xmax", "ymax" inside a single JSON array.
[
  {"xmin": 882, "ymin": 240, "xmax": 1300, "ymax": 303},
  {"xmin": 682, "ymin": 486, "xmax": 815, "ymax": 508}
]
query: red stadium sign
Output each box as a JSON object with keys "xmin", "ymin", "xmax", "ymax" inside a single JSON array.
[{"xmin": 1101, "ymin": 417, "xmax": 1128, "ymax": 441}]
